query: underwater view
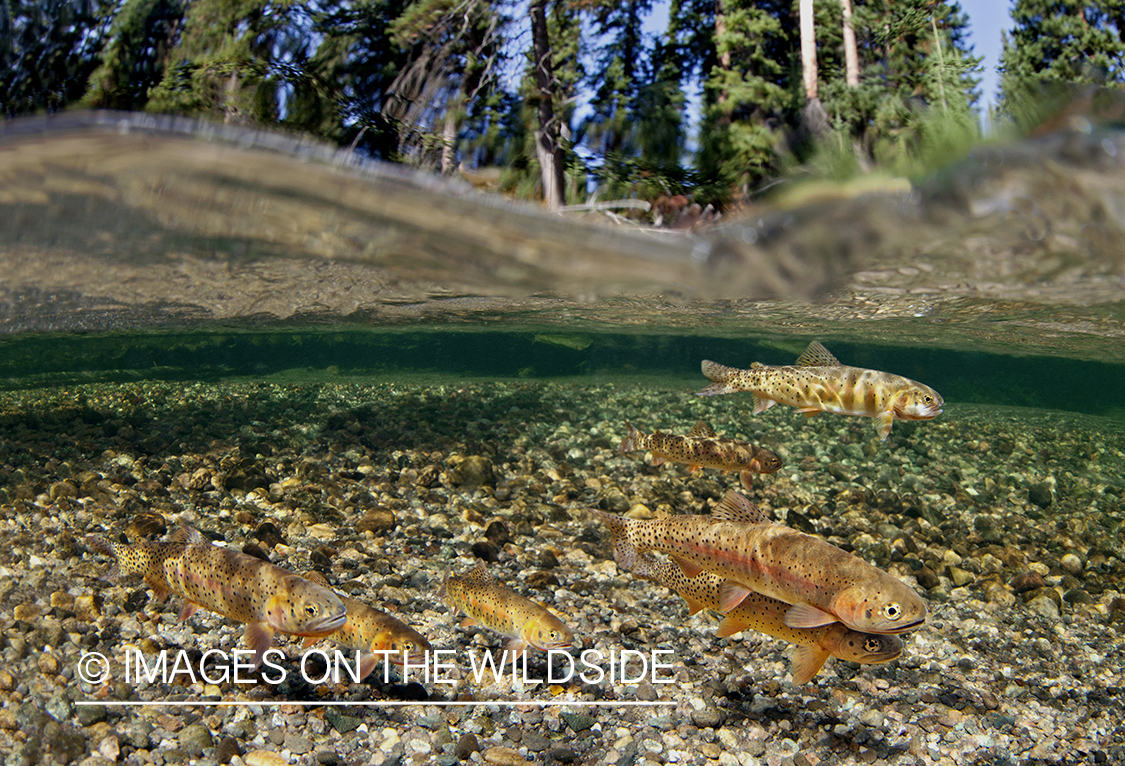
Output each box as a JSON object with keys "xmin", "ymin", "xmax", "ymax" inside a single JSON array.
[{"xmin": 1, "ymin": 113, "xmax": 1124, "ymax": 766}]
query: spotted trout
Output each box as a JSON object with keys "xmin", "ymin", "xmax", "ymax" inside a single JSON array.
[
  {"xmin": 88, "ymin": 523, "xmax": 347, "ymax": 668},
  {"xmin": 630, "ymin": 552, "xmax": 903, "ymax": 684},
  {"xmin": 592, "ymin": 490, "xmax": 927, "ymax": 635},
  {"xmin": 618, "ymin": 421, "xmax": 783, "ymax": 489},
  {"xmin": 301, "ymin": 572, "xmax": 431, "ymax": 679},
  {"xmin": 697, "ymin": 341, "xmax": 943, "ymax": 440},
  {"xmin": 438, "ymin": 561, "xmax": 574, "ymax": 655}
]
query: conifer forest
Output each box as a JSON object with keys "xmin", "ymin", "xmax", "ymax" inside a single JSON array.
[{"xmin": 3, "ymin": 1, "xmax": 1125, "ymax": 210}]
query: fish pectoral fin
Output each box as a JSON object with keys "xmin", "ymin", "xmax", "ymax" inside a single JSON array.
[
  {"xmin": 459, "ymin": 617, "xmax": 479, "ymax": 628},
  {"xmin": 301, "ymin": 636, "xmax": 320, "ymax": 649},
  {"xmin": 876, "ymin": 411, "xmax": 894, "ymax": 441},
  {"xmin": 789, "ymin": 646, "xmax": 830, "ymax": 685},
  {"xmin": 739, "ymin": 471, "xmax": 755, "ymax": 490},
  {"xmin": 687, "ymin": 464, "xmax": 702, "ymax": 473},
  {"xmin": 671, "ymin": 556, "xmax": 705, "ymax": 578},
  {"xmin": 357, "ymin": 651, "xmax": 380, "ymax": 681},
  {"xmin": 751, "ymin": 396, "xmax": 776, "ymax": 414},
  {"xmin": 715, "ymin": 615, "xmax": 750, "ymax": 638},
  {"xmin": 682, "ymin": 596, "xmax": 707, "ymax": 616},
  {"xmin": 176, "ymin": 602, "xmax": 199, "ymax": 621},
  {"xmin": 244, "ymin": 622, "xmax": 276, "ymax": 670},
  {"xmin": 784, "ymin": 603, "xmax": 839, "ymax": 629},
  {"xmin": 651, "ymin": 456, "xmax": 666, "ymax": 466},
  {"xmin": 717, "ymin": 581, "xmax": 753, "ymax": 613},
  {"xmin": 504, "ymin": 639, "xmax": 529, "ymax": 662}
]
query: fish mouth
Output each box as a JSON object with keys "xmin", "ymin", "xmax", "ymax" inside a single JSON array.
[
  {"xmin": 882, "ymin": 616, "xmax": 926, "ymax": 633},
  {"xmin": 303, "ymin": 612, "xmax": 348, "ymax": 635}
]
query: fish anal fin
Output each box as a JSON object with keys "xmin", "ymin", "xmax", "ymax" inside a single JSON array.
[
  {"xmin": 683, "ymin": 596, "xmax": 706, "ymax": 616},
  {"xmin": 688, "ymin": 420, "xmax": 716, "ymax": 438},
  {"xmin": 789, "ymin": 646, "xmax": 830, "ymax": 685},
  {"xmin": 244, "ymin": 622, "xmax": 275, "ymax": 670},
  {"xmin": 177, "ymin": 602, "xmax": 199, "ymax": 621},
  {"xmin": 460, "ymin": 617, "xmax": 479, "ymax": 628},
  {"xmin": 784, "ymin": 602, "xmax": 839, "ymax": 629},
  {"xmin": 718, "ymin": 581, "xmax": 752, "ymax": 613},
  {"xmin": 712, "ymin": 490, "xmax": 770, "ymax": 523},
  {"xmin": 752, "ymin": 396, "xmax": 776, "ymax": 415},
  {"xmin": 795, "ymin": 341, "xmax": 841, "ymax": 367},
  {"xmin": 651, "ymin": 456, "xmax": 666, "ymax": 466},
  {"xmin": 797, "ymin": 407, "xmax": 822, "ymax": 418},
  {"xmin": 716, "ymin": 615, "xmax": 750, "ymax": 638},
  {"xmin": 687, "ymin": 464, "xmax": 702, "ymax": 473},
  {"xmin": 876, "ymin": 411, "xmax": 894, "ymax": 441},
  {"xmin": 671, "ymin": 555, "xmax": 704, "ymax": 578}
]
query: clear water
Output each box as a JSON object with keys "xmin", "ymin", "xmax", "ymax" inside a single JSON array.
[{"xmin": 2, "ymin": 112, "xmax": 1125, "ymax": 761}]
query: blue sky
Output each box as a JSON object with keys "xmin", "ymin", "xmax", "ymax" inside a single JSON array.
[{"xmin": 960, "ymin": 0, "xmax": 1013, "ymax": 110}]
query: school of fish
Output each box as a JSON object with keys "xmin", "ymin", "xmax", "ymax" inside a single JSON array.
[
  {"xmin": 88, "ymin": 524, "xmax": 348, "ymax": 668},
  {"xmin": 86, "ymin": 339, "xmax": 940, "ymax": 690}
]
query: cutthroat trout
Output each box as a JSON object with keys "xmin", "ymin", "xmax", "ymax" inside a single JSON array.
[
  {"xmin": 301, "ymin": 572, "xmax": 431, "ymax": 680},
  {"xmin": 618, "ymin": 421, "xmax": 783, "ymax": 489},
  {"xmin": 630, "ymin": 552, "xmax": 903, "ymax": 684},
  {"xmin": 438, "ymin": 561, "xmax": 574, "ymax": 655},
  {"xmin": 697, "ymin": 341, "xmax": 943, "ymax": 440},
  {"xmin": 88, "ymin": 524, "xmax": 347, "ymax": 668},
  {"xmin": 592, "ymin": 491, "xmax": 927, "ymax": 635}
]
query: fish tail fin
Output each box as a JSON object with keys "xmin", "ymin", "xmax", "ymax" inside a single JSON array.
[
  {"xmin": 86, "ymin": 536, "xmax": 122, "ymax": 580},
  {"xmin": 589, "ymin": 508, "xmax": 637, "ymax": 571},
  {"xmin": 617, "ymin": 422, "xmax": 641, "ymax": 454},
  {"xmin": 789, "ymin": 646, "xmax": 830, "ymax": 685},
  {"xmin": 696, "ymin": 364, "xmax": 742, "ymax": 396}
]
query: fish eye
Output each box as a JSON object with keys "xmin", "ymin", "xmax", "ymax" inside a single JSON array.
[
  {"xmin": 864, "ymin": 638, "xmax": 881, "ymax": 652},
  {"xmin": 883, "ymin": 602, "xmax": 902, "ymax": 620},
  {"xmin": 306, "ymin": 604, "xmax": 319, "ymax": 617}
]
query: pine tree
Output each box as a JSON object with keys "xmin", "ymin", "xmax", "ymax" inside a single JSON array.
[
  {"xmin": 1, "ymin": 0, "xmax": 108, "ymax": 117},
  {"xmin": 696, "ymin": 0, "xmax": 794, "ymax": 201},
  {"xmin": 1000, "ymin": 0, "xmax": 1125, "ymax": 118},
  {"xmin": 82, "ymin": 0, "xmax": 186, "ymax": 110}
]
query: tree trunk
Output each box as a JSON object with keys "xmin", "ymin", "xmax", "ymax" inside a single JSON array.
[
  {"xmin": 530, "ymin": 0, "xmax": 566, "ymax": 210},
  {"xmin": 799, "ymin": 0, "xmax": 817, "ymax": 101},
  {"xmin": 841, "ymin": 0, "xmax": 859, "ymax": 86}
]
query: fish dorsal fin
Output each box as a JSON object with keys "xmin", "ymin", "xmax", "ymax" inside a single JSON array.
[
  {"xmin": 796, "ymin": 341, "xmax": 841, "ymax": 367},
  {"xmin": 712, "ymin": 490, "xmax": 770, "ymax": 524},
  {"xmin": 304, "ymin": 571, "xmax": 331, "ymax": 588},
  {"xmin": 169, "ymin": 522, "xmax": 207, "ymax": 546},
  {"xmin": 688, "ymin": 420, "xmax": 715, "ymax": 438},
  {"xmin": 465, "ymin": 560, "xmax": 496, "ymax": 585}
]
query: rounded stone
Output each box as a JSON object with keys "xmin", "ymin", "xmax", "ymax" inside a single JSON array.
[{"xmin": 1060, "ymin": 553, "xmax": 1083, "ymax": 576}]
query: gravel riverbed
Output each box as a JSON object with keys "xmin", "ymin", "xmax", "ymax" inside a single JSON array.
[{"xmin": 1, "ymin": 379, "xmax": 1123, "ymax": 766}]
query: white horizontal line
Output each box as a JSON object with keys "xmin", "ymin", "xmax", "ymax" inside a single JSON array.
[{"xmin": 76, "ymin": 700, "xmax": 675, "ymax": 707}]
